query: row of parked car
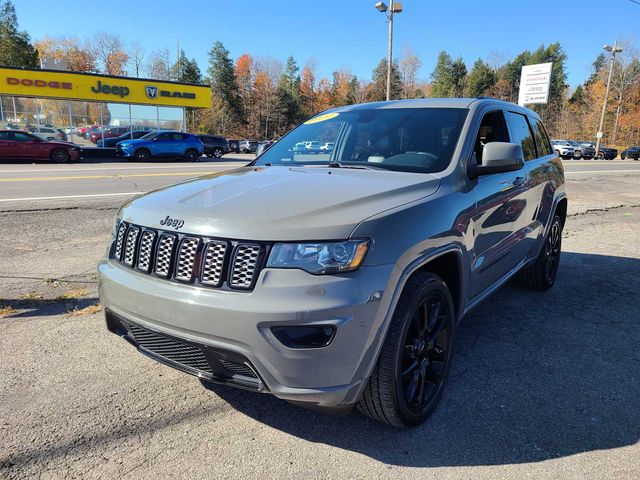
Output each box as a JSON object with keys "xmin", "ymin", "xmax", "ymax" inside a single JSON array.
[{"xmin": 550, "ymin": 139, "xmax": 621, "ymax": 160}]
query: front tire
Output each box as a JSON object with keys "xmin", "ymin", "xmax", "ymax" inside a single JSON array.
[
  {"xmin": 185, "ymin": 148, "xmax": 199, "ymax": 162},
  {"xmin": 520, "ymin": 214, "xmax": 562, "ymax": 291},
  {"xmin": 50, "ymin": 148, "xmax": 70, "ymax": 163},
  {"xmin": 134, "ymin": 149, "xmax": 150, "ymax": 162},
  {"xmin": 358, "ymin": 272, "xmax": 454, "ymax": 428},
  {"xmin": 213, "ymin": 147, "xmax": 223, "ymax": 158},
  {"xmin": 597, "ymin": 152, "xmax": 605, "ymax": 160}
]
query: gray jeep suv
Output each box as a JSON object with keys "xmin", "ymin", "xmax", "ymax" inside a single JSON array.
[{"xmin": 99, "ymin": 98, "xmax": 566, "ymax": 428}]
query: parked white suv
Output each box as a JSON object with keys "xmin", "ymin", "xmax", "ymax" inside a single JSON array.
[{"xmin": 551, "ymin": 140, "xmax": 575, "ymax": 160}]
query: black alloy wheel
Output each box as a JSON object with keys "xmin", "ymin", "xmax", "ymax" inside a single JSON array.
[
  {"xmin": 213, "ymin": 147, "xmax": 223, "ymax": 158},
  {"xmin": 185, "ymin": 148, "xmax": 199, "ymax": 162},
  {"xmin": 134, "ymin": 149, "xmax": 150, "ymax": 162},
  {"xmin": 50, "ymin": 148, "xmax": 70, "ymax": 163},
  {"xmin": 544, "ymin": 217, "xmax": 562, "ymax": 285},
  {"xmin": 358, "ymin": 272, "xmax": 455, "ymax": 427},
  {"xmin": 399, "ymin": 293, "xmax": 452, "ymax": 419}
]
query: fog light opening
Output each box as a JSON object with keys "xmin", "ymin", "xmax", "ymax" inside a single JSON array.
[{"xmin": 271, "ymin": 325, "xmax": 336, "ymax": 349}]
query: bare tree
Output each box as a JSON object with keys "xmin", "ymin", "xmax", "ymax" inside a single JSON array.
[
  {"xmin": 129, "ymin": 42, "xmax": 145, "ymax": 77},
  {"xmin": 399, "ymin": 45, "xmax": 421, "ymax": 99},
  {"xmin": 146, "ymin": 48, "xmax": 171, "ymax": 80},
  {"xmin": 91, "ymin": 32, "xmax": 128, "ymax": 75},
  {"xmin": 609, "ymin": 39, "xmax": 640, "ymax": 144}
]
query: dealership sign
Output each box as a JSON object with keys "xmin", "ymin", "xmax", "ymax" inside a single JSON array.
[
  {"xmin": 0, "ymin": 67, "xmax": 210, "ymax": 108},
  {"xmin": 518, "ymin": 62, "xmax": 552, "ymax": 106}
]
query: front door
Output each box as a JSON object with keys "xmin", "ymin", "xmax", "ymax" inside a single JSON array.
[{"xmin": 469, "ymin": 110, "xmax": 531, "ymax": 299}]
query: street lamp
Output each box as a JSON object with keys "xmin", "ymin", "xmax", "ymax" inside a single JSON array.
[
  {"xmin": 595, "ymin": 40, "xmax": 622, "ymax": 157},
  {"xmin": 374, "ymin": 1, "xmax": 402, "ymax": 101}
]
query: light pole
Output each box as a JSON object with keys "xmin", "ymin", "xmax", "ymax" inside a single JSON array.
[
  {"xmin": 374, "ymin": 1, "xmax": 402, "ymax": 101},
  {"xmin": 595, "ymin": 40, "xmax": 622, "ymax": 157}
]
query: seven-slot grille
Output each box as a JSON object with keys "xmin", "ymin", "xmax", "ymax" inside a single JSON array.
[{"xmin": 112, "ymin": 221, "xmax": 264, "ymax": 290}]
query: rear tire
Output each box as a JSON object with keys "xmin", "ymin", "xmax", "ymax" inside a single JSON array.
[
  {"xmin": 519, "ymin": 214, "xmax": 562, "ymax": 291},
  {"xmin": 597, "ymin": 152, "xmax": 605, "ymax": 160},
  {"xmin": 50, "ymin": 148, "xmax": 70, "ymax": 163},
  {"xmin": 213, "ymin": 147, "xmax": 223, "ymax": 158},
  {"xmin": 358, "ymin": 272, "xmax": 455, "ymax": 428}
]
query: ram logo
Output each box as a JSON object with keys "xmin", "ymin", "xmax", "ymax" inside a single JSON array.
[{"xmin": 145, "ymin": 85, "xmax": 158, "ymax": 99}]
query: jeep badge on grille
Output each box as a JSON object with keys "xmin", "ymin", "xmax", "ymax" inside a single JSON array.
[{"xmin": 160, "ymin": 215, "xmax": 185, "ymax": 230}]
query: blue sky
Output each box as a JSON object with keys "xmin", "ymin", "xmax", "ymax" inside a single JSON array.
[{"xmin": 15, "ymin": 0, "xmax": 640, "ymax": 87}]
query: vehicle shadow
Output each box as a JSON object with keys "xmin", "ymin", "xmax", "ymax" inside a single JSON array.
[{"xmin": 209, "ymin": 251, "xmax": 640, "ymax": 467}]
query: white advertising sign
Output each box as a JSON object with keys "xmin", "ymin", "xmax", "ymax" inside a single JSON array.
[{"xmin": 518, "ymin": 62, "xmax": 552, "ymax": 106}]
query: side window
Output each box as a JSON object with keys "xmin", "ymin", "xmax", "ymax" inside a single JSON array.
[
  {"xmin": 173, "ymin": 133, "xmax": 185, "ymax": 141},
  {"xmin": 505, "ymin": 111, "xmax": 537, "ymax": 161},
  {"xmin": 0, "ymin": 131, "xmax": 8, "ymax": 140},
  {"xmin": 532, "ymin": 120, "xmax": 554, "ymax": 156},
  {"xmin": 11, "ymin": 132, "xmax": 33, "ymax": 142},
  {"xmin": 473, "ymin": 110, "xmax": 510, "ymax": 165},
  {"xmin": 156, "ymin": 133, "xmax": 172, "ymax": 141}
]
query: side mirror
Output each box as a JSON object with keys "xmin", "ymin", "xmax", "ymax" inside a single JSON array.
[{"xmin": 470, "ymin": 142, "xmax": 524, "ymax": 177}]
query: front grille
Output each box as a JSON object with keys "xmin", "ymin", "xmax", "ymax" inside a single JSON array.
[
  {"xmin": 123, "ymin": 320, "xmax": 213, "ymax": 374},
  {"xmin": 111, "ymin": 221, "xmax": 266, "ymax": 291},
  {"xmin": 175, "ymin": 237, "xmax": 199, "ymax": 282},
  {"xmin": 230, "ymin": 244, "xmax": 264, "ymax": 289}
]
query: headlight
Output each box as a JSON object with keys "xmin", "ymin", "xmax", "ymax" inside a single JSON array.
[{"xmin": 267, "ymin": 240, "xmax": 369, "ymax": 275}]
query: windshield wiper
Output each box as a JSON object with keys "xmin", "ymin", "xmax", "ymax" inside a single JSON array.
[{"xmin": 328, "ymin": 161, "xmax": 385, "ymax": 170}]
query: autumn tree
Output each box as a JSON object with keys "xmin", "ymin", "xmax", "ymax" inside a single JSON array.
[
  {"xmin": 35, "ymin": 36, "xmax": 96, "ymax": 72},
  {"xmin": 300, "ymin": 58, "xmax": 318, "ymax": 116},
  {"xmin": 0, "ymin": 0, "xmax": 38, "ymax": 68}
]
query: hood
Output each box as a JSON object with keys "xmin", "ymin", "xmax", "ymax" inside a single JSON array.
[{"xmin": 120, "ymin": 166, "xmax": 441, "ymax": 240}]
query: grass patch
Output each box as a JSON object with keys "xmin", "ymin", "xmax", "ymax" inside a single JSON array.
[
  {"xmin": 0, "ymin": 305, "xmax": 17, "ymax": 317},
  {"xmin": 56, "ymin": 288, "xmax": 89, "ymax": 301},
  {"xmin": 19, "ymin": 292, "xmax": 44, "ymax": 300},
  {"xmin": 67, "ymin": 304, "xmax": 101, "ymax": 317}
]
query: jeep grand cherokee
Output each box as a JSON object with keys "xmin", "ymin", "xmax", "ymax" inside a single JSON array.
[{"xmin": 99, "ymin": 98, "xmax": 566, "ymax": 428}]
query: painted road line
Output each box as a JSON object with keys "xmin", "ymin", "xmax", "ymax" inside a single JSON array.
[
  {"xmin": 565, "ymin": 169, "xmax": 640, "ymax": 174},
  {"xmin": 0, "ymin": 163, "xmax": 246, "ymax": 174},
  {"xmin": 0, "ymin": 192, "xmax": 144, "ymax": 203},
  {"xmin": 0, "ymin": 171, "xmax": 224, "ymax": 182}
]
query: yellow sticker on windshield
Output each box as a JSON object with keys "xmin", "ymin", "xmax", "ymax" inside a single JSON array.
[{"xmin": 304, "ymin": 112, "xmax": 339, "ymax": 124}]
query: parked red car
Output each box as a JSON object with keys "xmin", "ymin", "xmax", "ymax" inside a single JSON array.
[
  {"xmin": 0, "ymin": 130, "xmax": 81, "ymax": 163},
  {"xmin": 90, "ymin": 126, "xmax": 131, "ymax": 144}
]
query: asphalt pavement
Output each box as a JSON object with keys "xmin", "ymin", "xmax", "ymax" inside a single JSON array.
[{"xmin": 0, "ymin": 156, "xmax": 639, "ymax": 479}]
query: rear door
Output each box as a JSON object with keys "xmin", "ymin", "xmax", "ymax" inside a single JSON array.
[
  {"xmin": 470, "ymin": 109, "xmax": 532, "ymax": 298},
  {"xmin": 525, "ymin": 117, "xmax": 562, "ymax": 252}
]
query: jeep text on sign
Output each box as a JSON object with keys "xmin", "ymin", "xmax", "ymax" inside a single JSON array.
[
  {"xmin": 0, "ymin": 66, "xmax": 210, "ymax": 108},
  {"xmin": 518, "ymin": 62, "xmax": 553, "ymax": 106}
]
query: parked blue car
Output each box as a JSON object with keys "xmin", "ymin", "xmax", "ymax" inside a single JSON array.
[{"xmin": 116, "ymin": 131, "xmax": 204, "ymax": 162}]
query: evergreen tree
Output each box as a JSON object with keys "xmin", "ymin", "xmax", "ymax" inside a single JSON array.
[
  {"xmin": 207, "ymin": 41, "xmax": 242, "ymax": 121},
  {"xmin": 430, "ymin": 51, "xmax": 454, "ymax": 97},
  {"xmin": 587, "ymin": 52, "xmax": 606, "ymax": 85},
  {"xmin": 464, "ymin": 59, "xmax": 496, "ymax": 97},
  {"xmin": 368, "ymin": 58, "xmax": 402, "ymax": 101},
  {"xmin": 450, "ymin": 57, "xmax": 467, "ymax": 97},
  {"xmin": 275, "ymin": 55, "xmax": 303, "ymax": 129},
  {"xmin": 172, "ymin": 49, "xmax": 202, "ymax": 84},
  {"xmin": 0, "ymin": 0, "xmax": 38, "ymax": 68}
]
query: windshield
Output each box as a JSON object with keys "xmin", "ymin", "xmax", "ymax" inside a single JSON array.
[
  {"xmin": 254, "ymin": 108, "xmax": 468, "ymax": 173},
  {"xmin": 139, "ymin": 131, "xmax": 158, "ymax": 140}
]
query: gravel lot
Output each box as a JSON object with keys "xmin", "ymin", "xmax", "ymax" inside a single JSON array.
[{"xmin": 1, "ymin": 170, "xmax": 639, "ymax": 479}]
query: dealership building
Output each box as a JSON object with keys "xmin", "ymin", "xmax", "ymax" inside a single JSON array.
[{"xmin": 0, "ymin": 66, "xmax": 211, "ymax": 145}]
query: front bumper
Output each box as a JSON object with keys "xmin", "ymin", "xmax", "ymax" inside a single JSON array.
[
  {"xmin": 115, "ymin": 146, "xmax": 134, "ymax": 157},
  {"xmin": 98, "ymin": 258, "xmax": 394, "ymax": 408}
]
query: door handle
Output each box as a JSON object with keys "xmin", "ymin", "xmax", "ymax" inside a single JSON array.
[{"xmin": 512, "ymin": 176, "xmax": 526, "ymax": 187}]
